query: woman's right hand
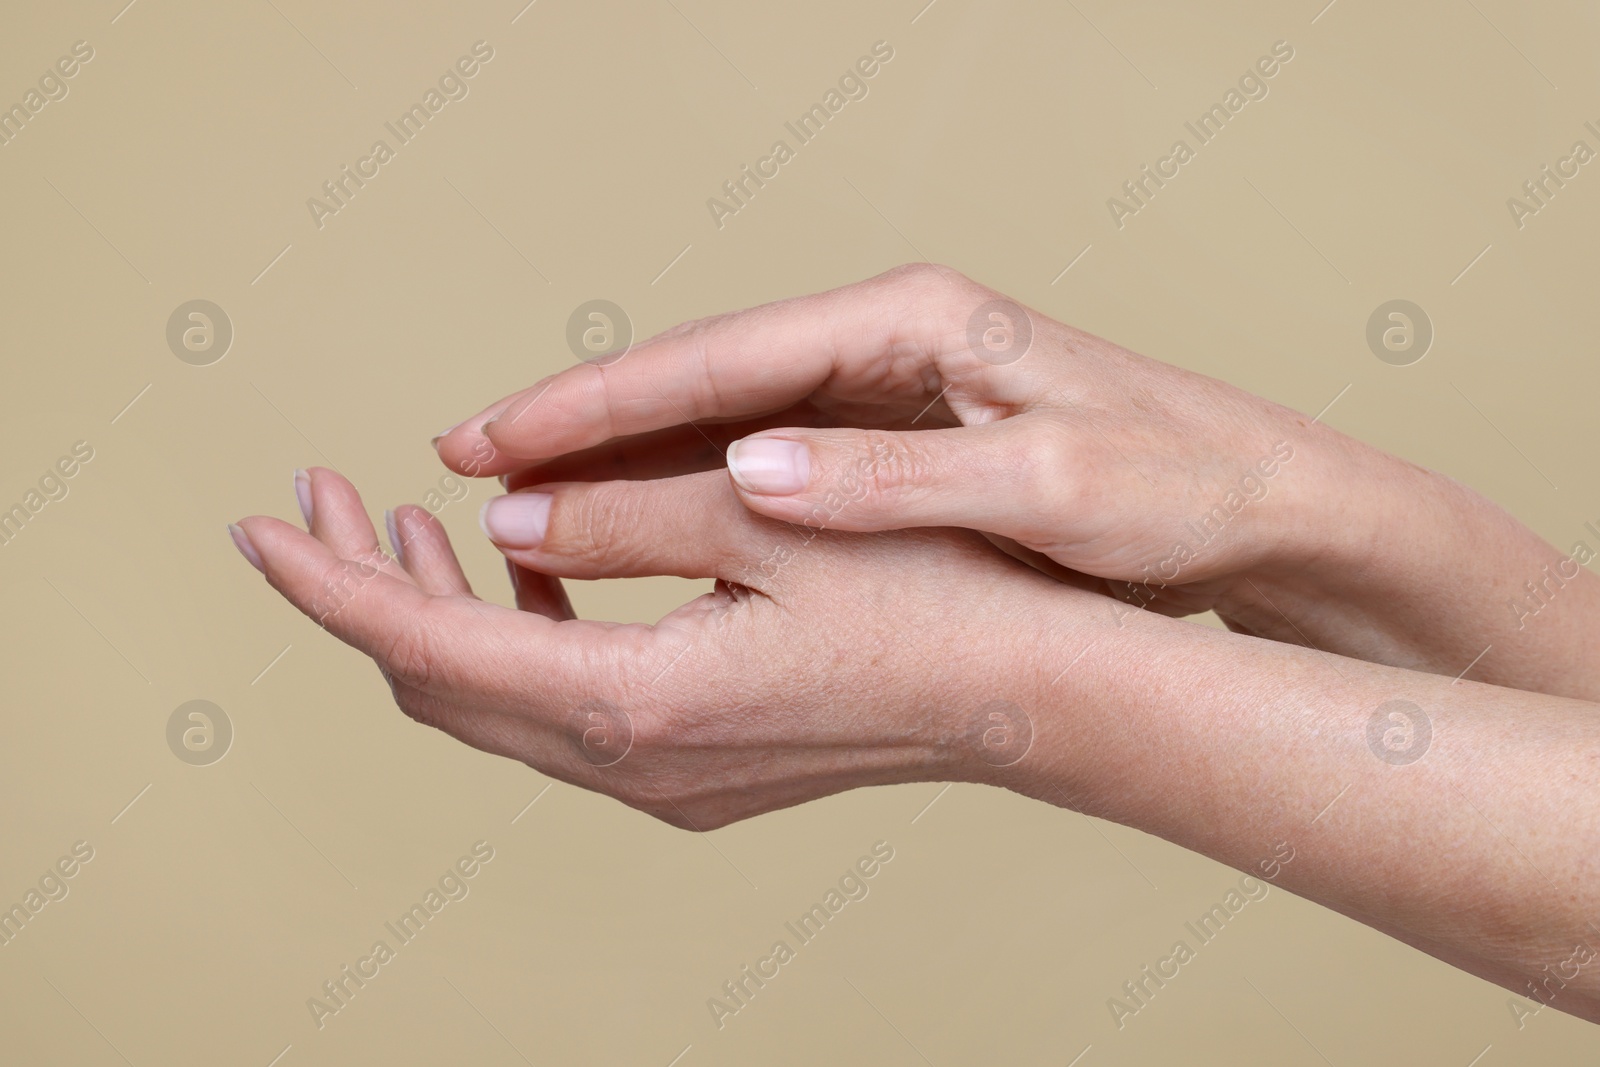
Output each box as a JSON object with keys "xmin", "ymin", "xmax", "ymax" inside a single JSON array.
[{"xmin": 435, "ymin": 264, "xmax": 1600, "ymax": 700}]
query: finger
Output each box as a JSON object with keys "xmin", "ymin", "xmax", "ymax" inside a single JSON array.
[
  {"xmin": 233, "ymin": 512, "xmax": 586, "ymax": 709},
  {"xmin": 502, "ymin": 402, "xmax": 829, "ymax": 491},
  {"xmin": 386, "ymin": 505, "xmax": 474, "ymax": 597},
  {"xmin": 384, "ymin": 504, "xmax": 577, "ymax": 619},
  {"xmin": 436, "ymin": 264, "xmax": 1042, "ymax": 473},
  {"xmin": 721, "ymin": 420, "xmax": 1051, "ymax": 542},
  {"xmin": 375, "ymin": 498, "xmax": 572, "ymax": 618},
  {"xmin": 508, "ymin": 559, "xmax": 576, "ymax": 620},
  {"xmin": 297, "ymin": 467, "xmax": 408, "ymax": 583},
  {"xmin": 477, "ymin": 471, "xmax": 781, "ymax": 584}
]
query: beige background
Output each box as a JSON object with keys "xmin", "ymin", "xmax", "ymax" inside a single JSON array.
[{"xmin": 2, "ymin": 0, "xmax": 1598, "ymax": 1063}]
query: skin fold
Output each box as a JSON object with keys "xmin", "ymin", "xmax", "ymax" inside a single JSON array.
[{"xmin": 234, "ymin": 265, "xmax": 1600, "ymax": 1022}]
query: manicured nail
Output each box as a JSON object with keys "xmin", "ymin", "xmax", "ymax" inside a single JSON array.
[
  {"xmin": 293, "ymin": 469, "xmax": 313, "ymax": 527},
  {"xmin": 384, "ymin": 509, "xmax": 404, "ymax": 567},
  {"xmin": 430, "ymin": 422, "xmax": 459, "ymax": 449},
  {"xmin": 228, "ymin": 523, "xmax": 265, "ymax": 573},
  {"xmin": 479, "ymin": 493, "xmax": 552, "ymax": 549},
  {"xmin": 727, "ymin": 438, "xmax": 810, "ymax": 495}
]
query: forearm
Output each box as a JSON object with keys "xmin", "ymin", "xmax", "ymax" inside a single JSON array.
[
  {"xmin": 1242, "ymin": 428, "xmax": 1600, "ymax": 701},
  {"xmin": 1007, "ymin": 598, "xmax": 1600, "ymax": 1018}
]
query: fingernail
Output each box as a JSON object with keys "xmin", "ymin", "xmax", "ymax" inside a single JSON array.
[
  {"xmin": 384, "ymin": 508, "xmax": 404, "ymax": 567},
  {"xmin": 430, "ymin": 423, "xmax": 459, "ymax": 449},
  {"xmin": 727, "ymin": 438, "xmax": 810, "ymax": 495},
  {"xmin": 293, "ymin": 468, "xmax": 313, "ymax": 527},
  {"xmin": 228, "ymin": 523, "xmax": 265, "ymax": 573},
  {"xmin": 479, "ymin": 493, "xmax": 552, "ymax": 549}
]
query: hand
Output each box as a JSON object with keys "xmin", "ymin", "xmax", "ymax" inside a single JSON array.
[
  {"xmin": 435, "ymin": 264, "xmax": 1600, "ymax": 700},
  {"xmin": 228, "ymin": 467, "xmax": 1081, "ymax": 828},
  {"xmin": 231, "ymin": 470, "xmax": 1600, "ymax": 1021}
]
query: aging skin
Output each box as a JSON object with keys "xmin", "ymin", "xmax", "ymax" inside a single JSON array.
[
  {"xmin": 443, "ymin": 265, "xmax": 1600, "ymax": 703},
  {"xmin": 235, "ymin": 265, "xmax": 1600, "ymax": 1021}
]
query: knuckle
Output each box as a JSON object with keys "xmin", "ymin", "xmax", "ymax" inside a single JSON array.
[
  {"xmin": 380, "ymin": 615, "xmax": 439, "ymax": 690},
  {"xmin": 880, "ymin": 261, "xmax": 970, "ymax": 298},
  {"xmin": 1010, "ymin": 419, "xmax": 1081, "ymax": 519},
  {"xmin": 877, "ymin": 264, "xmax": 989, "ymax": 352},
  {"xmin": 865, "ymin": 429, "xmax": 924, "ymax": 491},
  {"xmin": 820, "ymin": 430, "xmax": 918, "ymax": 519},
  {"xmin": 550, "ymin": 484, "xmax": 643, "ymax": 570},
  {"xmin": 795, "ymin": 431, "xmax": 900, "ymax": 528}
]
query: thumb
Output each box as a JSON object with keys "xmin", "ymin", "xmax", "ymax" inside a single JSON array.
[{"xmin": 723, "ymin": 422, "xmax": 1042, "ymax": 537}]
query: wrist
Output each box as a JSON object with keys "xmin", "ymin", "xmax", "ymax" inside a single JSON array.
[
  {"xmin": 1216, "ymin": 428, "xmax": 1459, "ymax": 640},
  {"xmin": 959, "ymin": 583, "xmax": 1180, "ymax": 807},
  {"xmin": 1233, "ymin": 423, "xmax": 1403, "ymax": 582}
]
